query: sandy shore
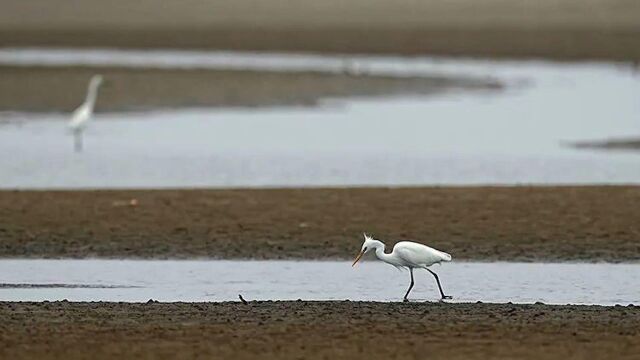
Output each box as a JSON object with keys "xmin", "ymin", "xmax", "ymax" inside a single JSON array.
[
  {"xmin": 0, "ymin": 301, "xmax": 637, "ymax": 359},
  {"xmin": 569, "ymin": 137, "xmax": 640, "ymax": 152},
  {"xmin": 1, "ymin": 0, "xmax": 639, "ymax": 61},
  {"xmin": 0, "ymin": 65, "xmax": 499, "ymax": 112},
  {"xmin": 1, "ymin": 186, "xmax": 639, "ymax": 261}
]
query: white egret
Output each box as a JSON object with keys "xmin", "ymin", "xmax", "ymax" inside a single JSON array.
[
  {"xmin": 68, "ymin": 74, "xmax": 104, "ymax": 152},
  {"xmin": 352, "ymin": 233, "xmax": 452, "ymax": 301}
]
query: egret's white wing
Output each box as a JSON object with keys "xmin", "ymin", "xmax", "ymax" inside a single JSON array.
[{"xmin": 394, "ymin": 241, "xmax": 451, "ymax": 267}]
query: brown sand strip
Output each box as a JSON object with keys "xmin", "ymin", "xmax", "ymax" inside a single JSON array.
[
  {"xmin": 0, "ymin": 65, "xmax": 499, "ymax": 113},
  {"xmin": 2, "ymin": 27, "xmax": 640, "ymax": 62},
  {"xmin": 1, "ymin": 0, "xmax": 640, "ymax": 61},
  {"xmin": 570, "ymin": 137, "xmax": 640, "ymax": 152},
  {"xmin": 0, "ymin": 301, "xmax": 638, "ymax": 359},
  {"xmin": 1, "ymin": 186, "xmax": 639, "ymax": 261}
]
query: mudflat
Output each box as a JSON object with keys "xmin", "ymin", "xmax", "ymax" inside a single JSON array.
[
  {"xmin": 0, "ymin": 65, "xmax": 499, "ymax": 112},
  {"xmin": 1, "ymin": 0, "xmax": 639, "ymax": 61},
  {"xmin": 1, "ymin": 186, "xmax": 639, "ymax": 261},
  {"xmin": 570, "ymin": 137, "xmax": 640, "ymax": 152},
  {"xmin": 0, "ymin": 301, "xmax": 638, "ymax": 359}
]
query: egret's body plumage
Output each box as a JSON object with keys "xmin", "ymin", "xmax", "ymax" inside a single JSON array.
[
  {"xmin": 353, "ymin": 234, "xmax": 452, "ymax": 301},
  {"xmin": 392, "ymin": 241, "xmax": 452, "ymax": 267},
  {"xmin": 68, "ymin": 74, "xmax": 103, "ymax": 152},
  {"xmin": 68, "ymin": 102, "xmax": 93, "ymax": 131}
]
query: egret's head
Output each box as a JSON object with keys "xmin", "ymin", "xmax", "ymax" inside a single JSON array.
[
  {"xmin": 90, "ymin": 74, "xmax": 104, "ymax": 88},
  {"xmin": 352, "ymin": 233, "xmax": 377, "ymax": 267}
]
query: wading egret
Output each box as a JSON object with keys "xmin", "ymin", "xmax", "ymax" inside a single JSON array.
[
  {"xmin": 352, "ymin": 233, "xmax": 452, "ymax": 301},
  {"xmin": 68, "ymin": 74, "xmax": 104, "ymax": 152}
]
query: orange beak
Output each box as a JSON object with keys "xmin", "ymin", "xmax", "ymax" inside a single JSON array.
[{"xmin": 352, "ymin": 250, "xmax": 365, "ymax": 267}]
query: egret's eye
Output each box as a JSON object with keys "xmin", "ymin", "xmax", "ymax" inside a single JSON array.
[{"xmin": 363, "ymin": 247, "xmax": 368, "ymax": 251}]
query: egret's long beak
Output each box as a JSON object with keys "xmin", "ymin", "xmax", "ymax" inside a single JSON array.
[{"xmin": 352, "ymin": 250, "xmax": 365, "ymax": 267}]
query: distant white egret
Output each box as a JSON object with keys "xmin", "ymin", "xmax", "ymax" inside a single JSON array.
[
  {"xmin": 68, "ymin": 74, "xmax": 104, "ymax": 152},
  {"xmin": 352, "ymin": 233, "xmax": 453, "ymax": 301},
  {"xmin": 341, "ymin": 58, "xmax": 366, "ymax": 77}
]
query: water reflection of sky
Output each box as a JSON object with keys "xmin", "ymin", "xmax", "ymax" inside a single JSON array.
[{"xmin": 0, "ymin": 260, "xmax": 638, "ymax": 305}]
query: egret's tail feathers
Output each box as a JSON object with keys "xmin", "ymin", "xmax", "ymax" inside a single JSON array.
[{"xmin": 440, "ymin": 251, "xmax": 452, "ymax": 262}]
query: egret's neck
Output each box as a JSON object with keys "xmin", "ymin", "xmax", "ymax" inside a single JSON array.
[
  {"xmin": 372, "ymin": 241, "xmax": 395, "ymax": 264},
  {"xmin": 85, "ymin": 82, "xmax": 101, "ymax": 110}
]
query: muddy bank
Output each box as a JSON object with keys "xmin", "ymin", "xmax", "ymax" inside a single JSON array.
[
  {"xmin": 0, "ymin": 301, "xmax": 638, "ymax": 359},
  {"xmin": 3, "ymin": 28, "xmax": 640, "ymax": 62},
  {"xmin": 1, "ymin": 0, "xmax": 640, "ymax": 61},
  {"xmin": 1, "ymin": 186, "xmax": 639, "ymax": 261},
  {"xmin": 569, "ymin": 137, "xmax": 640, "ymax": 152},
  {"xmin": 0, "ymin": 65, "xmax": 500, "ymax": 113}
]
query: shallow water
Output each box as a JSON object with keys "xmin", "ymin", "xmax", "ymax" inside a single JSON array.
[
  {"xmin": 1, "ymin": 49, "xmax": 639, "ymax": 188},
  {"xmin": 0, "ymin": 260, "xmax": 637, "ymax": 305}
]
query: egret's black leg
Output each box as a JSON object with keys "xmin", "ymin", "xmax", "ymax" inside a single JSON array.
[
  {"xmin": 403, "ymin": 268, "xmax": 415, "ymax": 302},
  {"xmin": 426, "ymin": 268, "xmax": 452, "ymax": 300},
  {"xmin": 74, "ymin": 132, "xmax": 83, "ymax": 152}
]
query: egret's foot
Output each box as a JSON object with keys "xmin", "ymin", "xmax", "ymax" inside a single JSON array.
[
  {"xmin": 403, "ymin": 298, "xmax": 410, "ymax": 302},
  {"xmin": 440, "ymin": 295, "xmax": 453, "ymax": 301}
]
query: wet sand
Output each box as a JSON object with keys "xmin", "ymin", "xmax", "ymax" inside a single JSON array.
[
  {"xmin": 0, "ymin": 65, "xmax": 499, "ymax": 112},
  {"xmin": 0, "ymin": 301, "xmax": 638, "ymax": 359},
  {"xmin": 1, "ymin": 186, "xmax": 639, "ymax": 261},
  {"xmin": 1, "ymin": 0, "xmax": 639, "ymax": 61},
  {"xmin": 570, "ymin": 137, "xmax": 640, "ymax": 152}
]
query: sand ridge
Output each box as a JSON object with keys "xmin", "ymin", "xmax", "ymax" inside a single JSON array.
[
  {"xmin": 0, "ymin": 65, "xmax": 500, "ymax": 112},
  {"xmin": 1, "ymin": 186, "xmax": 639, "ymax": 261},
  {"xmin": 0, "ymin": 301, "xmax": 638, "ymax": 359},
  {"xmin": 1, "ymin": 0, "xmax": 639, "ymax": 61}
]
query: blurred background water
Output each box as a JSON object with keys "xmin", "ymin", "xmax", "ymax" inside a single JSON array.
[{"xmin": 1, "ymin": 49, "xmax": 638, "ymax": 188}]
